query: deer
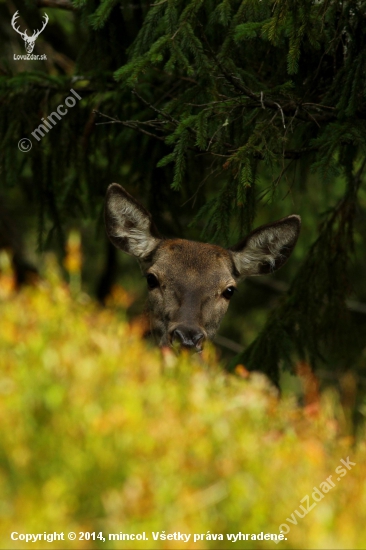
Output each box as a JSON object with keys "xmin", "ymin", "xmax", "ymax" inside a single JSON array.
[
  {"xmin": 105, "ymin": 183, "xmax": 301, "ymax": 353},
  {"xmin": 11, "ymin": 11, "xmax": 49, "ymax": 54}
]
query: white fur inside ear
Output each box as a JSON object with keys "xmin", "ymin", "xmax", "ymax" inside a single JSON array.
[
  {"xmin": 107, "ymin": 192, "xmax": 159, "ymax": 258},
  {"xmin": 232, "ymin": 218, "xmax": 300, "ymax": 277}
]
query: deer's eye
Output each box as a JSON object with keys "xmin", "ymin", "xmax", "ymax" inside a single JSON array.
[
  {"xmin": 146, "ymin": 273, "xmax": 159, "ymax": 290},
  {"xmin": 222, "ymin": 286, "xmax": 236, "ymax": 300}
]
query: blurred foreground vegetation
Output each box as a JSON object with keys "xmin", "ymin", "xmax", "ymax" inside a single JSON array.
[{"xmin": 1, "ymin": 249, "xmax": 366, "ymax": 550}]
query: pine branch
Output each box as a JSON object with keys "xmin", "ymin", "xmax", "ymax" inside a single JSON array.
[
  {"xmin": 197, "ymin": 23, "xmax": 336, "ymax": 125},
  {"xmin": 93, "ymin": 110, "xmax": 166, "ymax": 142}
]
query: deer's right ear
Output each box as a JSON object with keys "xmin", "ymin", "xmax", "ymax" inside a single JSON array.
[
  {"xmin": 229, "ymin": 215, "xmax": 301, "ymax": 278},
  {"xmin": 104, "ymin": 183, "xmax": 161, "ymax": 259}
]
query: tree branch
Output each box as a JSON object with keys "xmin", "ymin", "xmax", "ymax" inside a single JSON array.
[
  {"xmin": 93, "ymin": 110, "xmax": 166, "ymax": 142},
  {"xmin": 196, "ymin": 21, "xmax": 336, "ymax": 126}
]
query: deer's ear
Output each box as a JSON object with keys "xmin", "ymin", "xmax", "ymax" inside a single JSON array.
[
  {"xmin": 229, "ymin": 215, "xmax": 301, "ymax": 278},
  {"xmin": 104, "ymin": 183, "xmax": 161, "ymax": 259}
]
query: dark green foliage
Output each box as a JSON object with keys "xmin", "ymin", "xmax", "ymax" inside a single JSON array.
[
  {"xmin": 231, "ymin": 161, "xmax": 361, "ymax": 383},
  {"xmin": 1, "ymin": 0, "xmax": 366, "ymax": 381}
]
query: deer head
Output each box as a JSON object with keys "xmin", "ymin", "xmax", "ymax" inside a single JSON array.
[
  {"xmin": 11, "ymin": 11, "xmax": 49, "ymax": 54},
  {"xmin": 105, "ymin": 183, "xmax": 301, "ymax": 352}
]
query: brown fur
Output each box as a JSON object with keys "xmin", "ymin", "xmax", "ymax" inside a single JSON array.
[
  {"xmin": 105, "ymin": 183, "xmax": 301, "ymax": 351},
  {"xmin": 143, "ymin": 239, "xmax": 237, "ymax": 345}
]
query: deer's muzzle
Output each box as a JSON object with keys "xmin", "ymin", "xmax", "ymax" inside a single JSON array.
[{"xmin": 170, "ymin": 325, "xmax": 205, "ymax": 351}]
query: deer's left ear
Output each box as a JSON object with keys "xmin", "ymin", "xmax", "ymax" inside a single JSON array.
[
  {"xmin": 229, "ymin": 215, "xmax": 301, "ymax": 278},
  {"xmin": 104, "ymin": 183, "xmax": 161, "ymax": 259}
]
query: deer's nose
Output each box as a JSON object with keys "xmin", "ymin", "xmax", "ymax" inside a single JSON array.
[{"xmin": 171, "ymin": 326, "xmax": 205, "ymax": 350}]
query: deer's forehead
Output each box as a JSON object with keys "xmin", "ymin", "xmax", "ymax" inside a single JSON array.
[{"xmin": 150, "ymin": 239, "xmax": 235, "ymax": 282}]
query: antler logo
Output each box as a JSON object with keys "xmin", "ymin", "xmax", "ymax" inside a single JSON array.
[{"xmin": 11, "ymin": 10, "xmax": 49, "ymax": 54}]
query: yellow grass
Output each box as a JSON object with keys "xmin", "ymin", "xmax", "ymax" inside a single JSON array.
[{"xmin": 0, "ymin": 251, "xmax": 365, "ymax": 549}]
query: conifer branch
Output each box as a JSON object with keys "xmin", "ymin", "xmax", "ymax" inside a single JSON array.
[
  {"xmin": 197, "ymin": 23, "xmax": 336, "ymax": 125},
  {"xmin": 93, "ymin": 110, "xmax": 166, "ymax": 141},
  {"xmin": 132, "ymin": 89, "xmax": 180, "ymax": 126}
]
